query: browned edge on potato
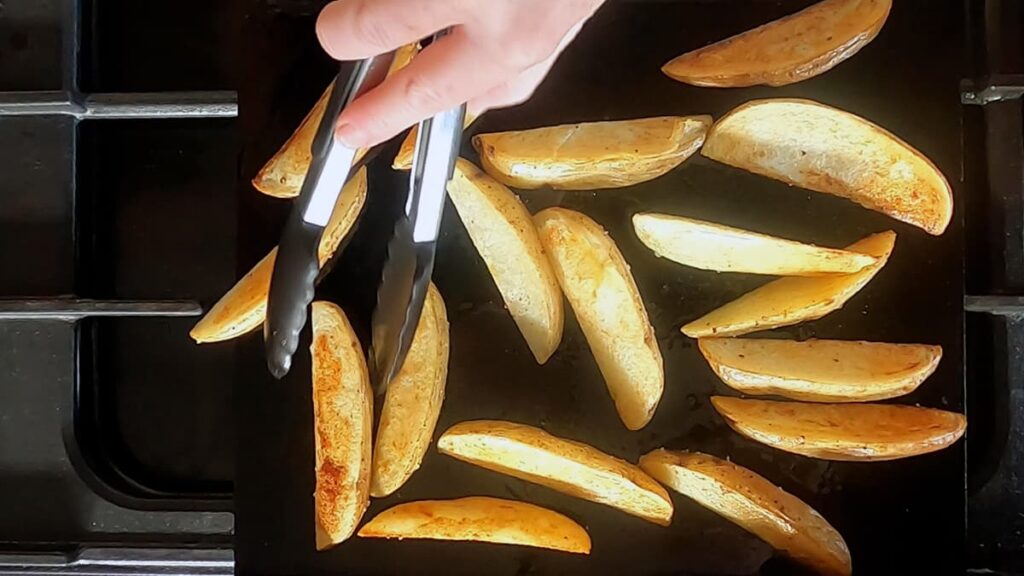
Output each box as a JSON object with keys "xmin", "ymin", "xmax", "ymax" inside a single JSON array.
[
  {"xmin": 535, "ymin": 207, "xmax": 664, "ymax": 429},
  {"xmin": 681, "ymin": 230, "xmax": 895, "ymax": 338},
  {"xmin": 702, "ymin": 99, "xmax": 952, "ymax": 235},
  {"xmin": 711, "ymin": 396, "xmax": 967, "ymax": 461},
  {"xmin": 698, "ymin": 338, "xmax": 942, "ymax": 402},
  {"xmin": 311, "ymin": 301, "xmax": 373, "ymax": 549},
  {"xmin": 640, "ymin": 449, "xmax": 851, "ymax": 576},
  {"xmin": 370, "ymin": 283, "xmax": 449, "ymax": 497},
  {"xmin": 189, "ymin": 169, "xmax": 368, "ymax": 343},
  {"xmin": 663, "ymin": 0, "xmax": 892, "ymax": 87},
  {"xmin": 357, "ymin": 496, "xmax": 591, "ymax": 554},
  {"xmin": 437, "ymin": 420, "xmax": 673, "ymax": 525}
]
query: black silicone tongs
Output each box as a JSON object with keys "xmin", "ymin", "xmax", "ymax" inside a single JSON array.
[
  {"xmin": 264, "ymin": 53, "xmax": 395, "ymax": 378},
  {"xmin": 370, "ymin": 30, "xmax": 465, "ymax": 394}
]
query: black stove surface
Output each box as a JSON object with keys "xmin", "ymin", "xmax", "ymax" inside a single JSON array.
[{"xmin": 0, "ymin": 0, "xmax": 1022, "ymax": 575}]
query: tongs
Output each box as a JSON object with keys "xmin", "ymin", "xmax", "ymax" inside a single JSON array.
[{"xmin": 264, "ymin": 32, "xmax": 465, "ymax": 390}]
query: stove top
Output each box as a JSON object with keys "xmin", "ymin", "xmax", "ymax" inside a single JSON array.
[{"xmin": 0, "ymin": 0, "xmax": 1022, "ymax": 574}]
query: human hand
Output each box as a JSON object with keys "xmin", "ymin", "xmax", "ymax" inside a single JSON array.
[{"xmin": 316, "ymin": 0, "xmax": 605, "ymax": 148}]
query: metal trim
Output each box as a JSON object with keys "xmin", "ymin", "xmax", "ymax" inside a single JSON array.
[{"xmin": 0, "ymin": 299, "xmax": 202, "ymax": 320}]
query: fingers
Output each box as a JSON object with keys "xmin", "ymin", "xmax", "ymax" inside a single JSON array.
[
  {"xmin": 468, "ymin": 56, "xmax": 555, "ymax": 116},
  {"xmin": 335, "ymin": 28, "xmax": 512, "ymax": 147},
  {"xmin": 468, "ymin": 20, "xmax": 585, "ymax": 115},
  {"xmin": 316, "ymin": 0, "xmax": 463, "ymax": 61}
]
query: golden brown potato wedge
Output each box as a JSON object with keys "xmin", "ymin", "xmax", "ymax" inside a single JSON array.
[
  {"xmin": 535, "ymin": 208, "xmax": 663, "ymax": 430},
  {"xmin": 189, "ymin": 169, "xmax": 367, "ymax": 343},
  {"xmin": 392, "ymin": 112, "xmax": 478, "ymax": 170},
  {"xmin": 448, "ymin": 159, "xmax": 563, "ymax": 363},
  {"xmin": 253, "ymin": 42, "xmax": 418, "ymax": 198},
  {"xmin": 371, "ymin": 283, "xmax": 449, "ymax": 497},
  {"xmin": 662, "ymin": 0, "xmax": 891, "ymax": 88},
  {"xmin": 632, "ymin": 213, "xmax": 877, "ymax": 276},
  {"xmin": 252, "ymin": 84, "xmax": 332, "ymax": 198},
  {"xmin": 473, "ymin": 116, "xmax": 711, "ymax": 190},
  {"xmin": 357, "ymin": 497, "xmax": 591, "ymax": 554},
  {"xmin": 681, "ymin": 230, "xmax": 895, "ymax": 338},
  {"xmin": 640, "ymin": 449, "xmax": 851, "ymax": 576},
  {"xmin": 311, "ymin": 301, "xmax": 373, "ymax": 549},
  {"xmin": 438, "ymin": 420, "xmax": 673, "ymax": 525},
  {"xmin": 699, "ymin": 338, "xmax": 942, "ymax": 402},
  {"xmin": 702, "ymin": 99, "xmax": 952, "ymax": 235},
  {"xmin": 711, "ymin": 396, "xmax": 966, "ymax": 461}
]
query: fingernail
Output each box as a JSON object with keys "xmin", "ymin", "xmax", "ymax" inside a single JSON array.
[{"xmin": 335, "ymin": 122, "xmax": 366, "ymax": 148}]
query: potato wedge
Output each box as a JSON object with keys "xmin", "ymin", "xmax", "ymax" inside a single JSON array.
[
  {"xmin": 662, "ymin": 0, "xmax": 891, "ymax": 88},
  {"xmin": 311, "ymin": 301, "xmax": 373, "ymax": 549},
  {"xmin": 252, "ymin": 84, "xmax": 332, "ymax": 198},
  {"xmin": 681, "ymin": 230, "xmax": 895, "ymax": 338},
  {"xmin": 190, "ymin": 169, "xmax": 367, "ymax": 343},
  {"xmin": 535, "ymin": 208, "xmax": 663, "ymax": 430},
  {"xmin": 711, "ymin": 397, "xmax": 966, "ymax": 461},
  {"xmin": 371, "ymin": 283, "xmax": 449, "ymax": 497},
  {"xmin": 699, "ymin": 338, "xmax": 942, "ymax": 402},
  {"xmin": 357, "ymin": 497, "xmax": 591, "ymax": 554},
  {"xmin": 438, "ymin": 420, "xmax": 673, "ymax": 525},
  {"xmin": 640, "ymin": 449, "xmax": 851, "ymax": 576},
  {"xmin": 473, "ymin": 116, "xmax": 712, "ymax": 190},
  {"xmin": 702, "ymin": 99, "xmax": 952, "ymax": 235},
  {"xmin": 392, "ymin": 112, "xmax": 478, "ymax": 170},
  {"xmin": 253, "ymin": 42, "xmax": 418, "ymax": 198},
  {"xmin": 632, "ymin": 213, "xmax": 877, "ymax": 276},
  {"xmin": 448, "ymin": 159, "xmax": 563, "ymax": 363}
]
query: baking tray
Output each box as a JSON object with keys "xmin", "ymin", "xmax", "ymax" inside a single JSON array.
[{"xmin": 232, "ymin": 1, "xmax": 967, "ymax": 574}]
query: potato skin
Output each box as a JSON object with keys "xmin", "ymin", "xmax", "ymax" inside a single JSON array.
[
  {"xmin": 702, "ymin": 99, "xmax": 952, "ymax": 235},
  {"xmin": 253, "ymin": 42, "xmax": 418, "ymax": 198},
  {"xmin": 447, "ymin": 159, "xmax": 563, "ymax": 363},
  {"xmin": 535, "ymin": 208, "xmax": 664, "ymax": 430},
  {"xmin": 632, "ymin": 213, "xmax": 877, "ymax": 276},
  {"xmin": 393, "ymin": 113, "xmax": 478, "ymax": 170},
  {"xmin": 438, "ymin": 420, "xmax": 673, "ymax": 525},
  {"xmin": 190, "ymin": 169, "xmax": 367, "ymax": 343},
  {"xmin": 357, "ymin": 496, "xmax": 591, "ymax": 554},
  {"xmin": 663, "ymin": 0, "xmax": 891, "ymax": 88},
  {"xmin": 711, "ymin": 397, "xmax": 967, "ymax": 461},
  {"xmin": 371, "ymin": 284, "xmax": 449, "ymax": 497},
  {"xmin": 474, "ymin": 116, "xmax": 711, "ymax": 190},
  {"xmin": 640, "ymin": 449, "xmax": 851, "ymax": 576},
  {"xmin": 699, "ymin": 338, "xmax": 942, "ymax": 402},
  {"xmin": 311, "ymin": 302, "xmax": 373, "ymax": 549},
  {"xmin": 682, "ymin": 230, "xmax": 895, "ymax": 338}
]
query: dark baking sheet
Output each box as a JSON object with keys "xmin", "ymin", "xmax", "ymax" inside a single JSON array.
[{"xmin": 232, "ymin": 1, "xmax": 966, "ymax": 574}]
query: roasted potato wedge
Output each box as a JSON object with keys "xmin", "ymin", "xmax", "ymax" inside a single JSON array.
[
  {"xmin": 371, "ymin": 283, "xmax": 449, "ymax": 497},
  {"xmin": 448, "ymin": 159, "xmax": 563, "ymax": 363},
  {"xmin": 252, "ymin": 84, "xmax": 332, "ymax": 198},
  {"xmin": 662, "ymin": 0, "xmax": 891, "ymax": 88},
  {"xmin": 438, "ymin": 420, "xmax": 673, "ymax": 525},
  {"xmin": 190, "ymin": 169, "xmax": 367, "ymax": 343},
  {"xmin": 311, "ymin": 301, "xmax": 373, "ymax": 549},
  {"xmin": 357, "ymin": 497, "xmax": 591, "ymax": 554},
  {"xmin": 699, "ymin": 338, "xmax": 942, "ymax": 402},
  {"xmin": 682, "ymin": 230, "xmax": 895, "ymax": 338},
  {"xmin": 392, "ymin": 112, "xmax": 478, "ymax": 170},
  {"xmin": 633, "ymin": 213, "xmax": 877, "ymax": 276},
  {"xmin": 473, "ymin": 116, "xmax": 711, "ymax": 190},
  {"xmin": 640, "ymin": 449, "xmax": 851, "ymax": 576},
  {"xmin": 535, "ymin": 208, "xmax": 664, "ymax": 430},
  {"xmin": 253, "ymin": 42, "xmax": 418, "ymax": 198},
  {"xmin": 711, "ymin": 396, "xmax": 966, "ymax": 461},
  {"xmin": 702, "ymin": 99, "xmax": 952, "ymax": 235}
]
